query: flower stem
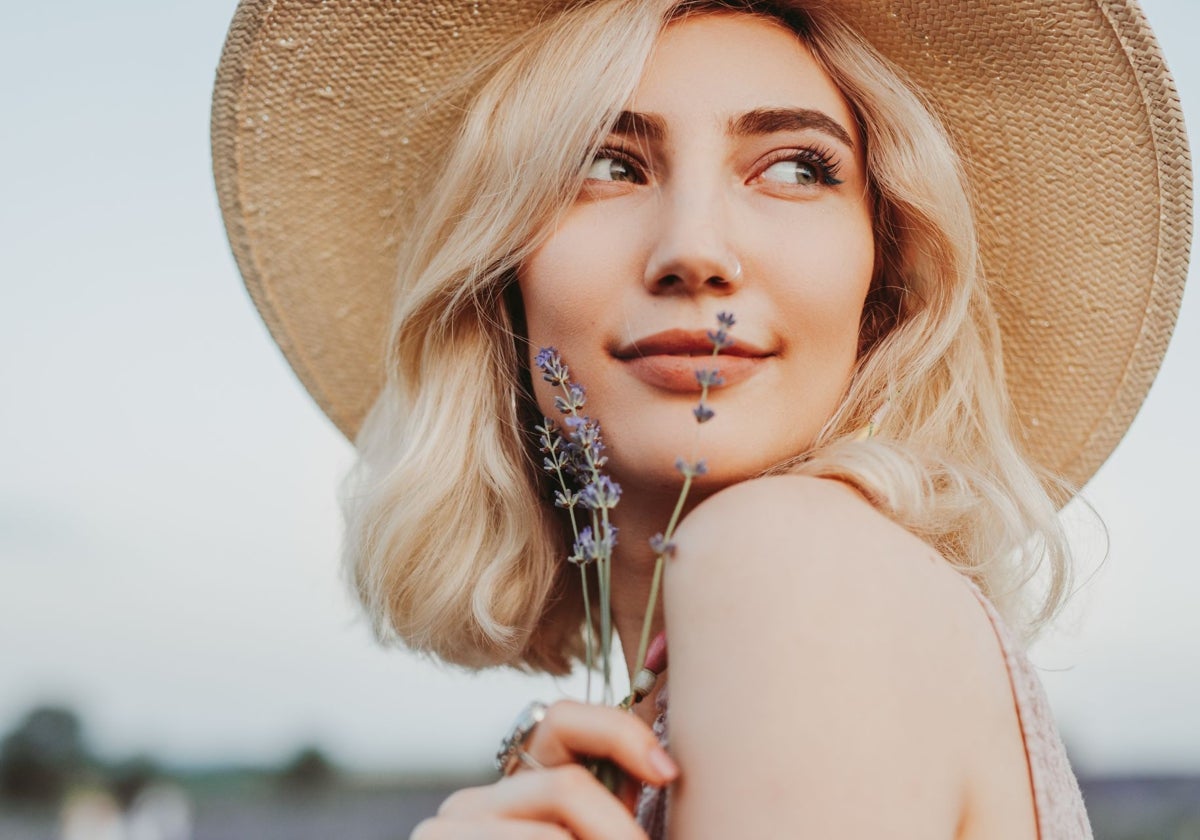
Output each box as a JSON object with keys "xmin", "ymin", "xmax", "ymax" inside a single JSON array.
[
  {"xmin": 664, "ymin": 471, "xmax": 695, "ymax": 543},
  {"xmin": 546, "ymin": 433, "xmax": 592, "ymax": 702},
  {"xmin": 581, "ymin": 566, "xmax": 594, "ymax": 703},
  {"xmin": 632, "ymin": 554, "xmax": 664, "ymax": 680},
  {"xmin": 597, "ymin": 510, "xmax": 613, "ymax": 703},
  {"xmin": 632, "ymin": 470, "xmax": 693, "ymax": 678}
]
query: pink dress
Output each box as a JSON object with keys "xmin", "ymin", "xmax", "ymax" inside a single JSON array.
[{"xmin": 635, "ymin": 573, "xmax": 1093, "ymax": 839}]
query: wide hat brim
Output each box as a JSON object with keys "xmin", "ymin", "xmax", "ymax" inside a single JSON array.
[{"xmin": 212, "ymin": 0, "xmax": 1191, "ymax": 490}]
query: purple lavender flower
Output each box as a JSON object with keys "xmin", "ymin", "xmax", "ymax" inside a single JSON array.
[
  {"xmin": 691, "ymin": 313, "xmax": 735, "ymax": 425},
  {"xmin": 648, "ymin": 533, "xmax": 677, "ymax": 558},
  {"xmin": 537, "ymin": 419, "xmax": 572, "ymax": 473},
  {"xmin": 554, "ymin": 383, "xmax": 586, "ymax": 414},
  {"xmin": 569, "ymin": 418, "xmax": 608, "ymax": 469},
  {"xmin": 705, "ymin": 328, "xmax": 735, "ymax": 350},
  {"xmin": 534, "ymin": 420, "xmax": 557, "ymax": 450},
  {"xmin": 674, "ymin": 458, "xmax": 708, "ymax": 478},
  {"xmin": 535, "ymin": 346, "xmax": 571, "ymax": 386},
  {"xmin": 595, "ymin": 522, "xmax": 618, "ymax": 556},
  {"xmin": 569, "ymin": 522, "xmax": 618, "ymax": 565},
  {"xmin": 580, "ymin": 475, "xmax": 622, "ymax": 510},
  {"xmin": 570, "ymin": 526, "xmax": 596, "ymax": 565}
]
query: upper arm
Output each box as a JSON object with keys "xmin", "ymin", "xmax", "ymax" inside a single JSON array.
[{"xmin": 663, "ymin": 475, "xmax": 993, "ymax": 838}]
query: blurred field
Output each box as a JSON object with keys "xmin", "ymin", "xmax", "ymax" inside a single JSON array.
[
  {"xmin": 1080, "ymin": 776, "xmax": 1200, "ymax": 840},
  {"xmin": 2, "ymin": 773, "xmax": 1198, "ymax": 839},
  {"xmin": 0, "ymin": 776, "xmax": 463, "ymax": 840},
  {"xmin": 3, "ymin": 701, "xmax": 1197, "ymax": 840}
]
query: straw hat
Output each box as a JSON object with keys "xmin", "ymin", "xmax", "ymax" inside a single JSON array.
[{"xmin": 211, "ymin": 0, "xmax": 1191, "ymax": 490}]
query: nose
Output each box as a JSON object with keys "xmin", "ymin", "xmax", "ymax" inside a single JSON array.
[{"xmin": 643, "ymin": 187, "xmax": 741, "ymax": 295}]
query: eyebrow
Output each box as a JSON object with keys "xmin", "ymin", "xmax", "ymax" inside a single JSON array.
[
  {"xmin": 611, "ymin": 107, "xmax": 856, "ymax": 150},
  {"xmin": 730, "ymin": 107, "xmax": 856, "ymax": 149},
  {"xmin": 612, "ymin": 110, "xmax": 666, "ymax": 143}
]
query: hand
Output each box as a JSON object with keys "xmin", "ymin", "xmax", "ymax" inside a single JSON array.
[{"xmin": 411, "ymin": 700, "xmax": 678, "ymax": 839}]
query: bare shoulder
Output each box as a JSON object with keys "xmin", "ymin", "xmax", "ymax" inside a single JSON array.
[
  {"xmin": 672, "ymin": 474, "xmax": 966, "ymax": 612},
  {"xmin": 664, "ymin": 475, "xmax": 1013, "ymax": 838}
]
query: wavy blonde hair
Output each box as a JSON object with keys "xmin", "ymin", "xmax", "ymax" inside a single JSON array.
[{"xmin": 341, "ymin": 0, "xmax": 1074, "ymax": 674}]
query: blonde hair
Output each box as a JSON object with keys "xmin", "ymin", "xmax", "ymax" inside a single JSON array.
[{"xmin": 341, "ymin": 0, "xmax": 1074, "ymax": 674}]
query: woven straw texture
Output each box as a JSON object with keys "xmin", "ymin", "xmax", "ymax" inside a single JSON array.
[{"xmin": 211, "ymin": 0, "xmax": 1191, "ymax": 490}]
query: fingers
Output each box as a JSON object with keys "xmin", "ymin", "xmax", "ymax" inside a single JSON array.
[
  {"xmin": 522, "ymin": 701, "xmax": 678, "ymax": 788},
  {"xmin": 412, "ymin": 701, "xmax": 676, "ymax": 840},
  {"xmin": 411, "ymin": 816, "xmax": 572, "ymax": 840},
  {"xmin": 436, "ymin": 766, "xmax": 649, "ymax": 840}
]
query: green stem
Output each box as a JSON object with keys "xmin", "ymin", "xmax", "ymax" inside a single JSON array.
[
  {"xmin": 546, "ymin": 433, "xmax": 592, "ymax": 701},
  {"xmin": 596, "ymin": 509, "xmax": 612, "ymax": 703},
  {"xmin": 664, "ymin": 472, "xmax": 694, "ymax": 544},
  {"xmin": 602, "ymin": 509, "xmax": 614, "ymax": 704},
  {"xmin": 581, "ymin": 565, "xmax": 593, "ymax": 704},
  {"xmin": 631, "ymin": 469, "xmax": 693, "ymax": 678},
  {"xmin": 633, "ymin": 554, "xmax": 665, "ymax": 678}
]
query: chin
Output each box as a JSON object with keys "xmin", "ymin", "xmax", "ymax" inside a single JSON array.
[{"xmin": 605, "ymin": 425, "xmax": 807, "ymax": 497}]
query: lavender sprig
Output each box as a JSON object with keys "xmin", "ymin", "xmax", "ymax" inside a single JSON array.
[
  {"xmin": 629, "ymin": 312, "xmax": 735, "ymax": 690},
  {"xmin": 535, "ymin": 415, "xmax": 594, "ymax": 699},
  {"xmin": 534, "ymin": 348, "xmax": 622, "ymax": 704},
  {"xmin": 692, "ymin": 314, "xmax": 734, "ymax": 424},
  {"xmin": 532, "ymin": 311, "xmax": 735, "ymax": 711}
]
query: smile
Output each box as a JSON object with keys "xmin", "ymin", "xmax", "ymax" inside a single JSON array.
[{"xmin": 613, "ymin": 329, "xmax": 773, "ymax": 392}]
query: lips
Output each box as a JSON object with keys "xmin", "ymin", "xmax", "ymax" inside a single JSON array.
[
  {"xmin": 614, "ymin": 328, "xmax": 769, "ymax": 359},
  {"xmin": 613, "ymin": 329, "xmax": 773, "ymax": 392}
]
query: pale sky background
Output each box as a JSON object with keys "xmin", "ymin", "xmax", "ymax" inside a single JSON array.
[{"xmin": 1, "ymin": 1, "xmax": 1197, "ymax": 778}]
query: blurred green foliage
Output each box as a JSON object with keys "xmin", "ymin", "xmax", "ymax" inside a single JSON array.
[{"xmin": 0, "ymin": 706, "xmax": 89, "ymax": 803}]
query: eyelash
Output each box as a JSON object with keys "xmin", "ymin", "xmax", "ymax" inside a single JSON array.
[
  {"xmin": 759, "ymin": 145, "xmax": 844, "ymax": 187},
  {"xmin": 589, "ymin": 146, "xmax": 648, "ymax": 183},
  {"xmin": 584, "ymin": 143, "xmax": 845, "ymax": 187}
]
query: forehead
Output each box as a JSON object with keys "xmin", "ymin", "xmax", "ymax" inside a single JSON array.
[{"xmin": 629, "ymin": 12, "xmax": 858, "ymax": 144}]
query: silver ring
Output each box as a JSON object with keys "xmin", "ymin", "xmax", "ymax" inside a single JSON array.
[
  {"xmin": 496, "ymin": 700, "xmax": 548, "ymax": 775},
  {"xmin": 516, "ymin": 749, "xmax": 546, "ymax": 771}
]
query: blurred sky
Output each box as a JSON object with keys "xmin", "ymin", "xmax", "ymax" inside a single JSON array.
[{"xmin": 1, "ymin": 0, "xmax": 1197, "ymax": 777}]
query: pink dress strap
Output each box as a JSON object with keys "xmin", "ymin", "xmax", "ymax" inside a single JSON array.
[{"xmin": 956, "ymin": 573, "xmax": 1094, "ymax": 839}]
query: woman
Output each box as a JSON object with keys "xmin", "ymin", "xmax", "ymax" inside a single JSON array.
[{"xmin": 211, "ymin": 0, "xmax": 1190, "ymax": 837}]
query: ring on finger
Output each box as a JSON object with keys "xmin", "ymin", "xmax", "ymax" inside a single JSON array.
[
  {"xmin": 496, "ymin": 700, "xmax": 548, "ymax": 775},
  {"xmin": 516, "ymin": 749, "xmax": 546, "ymax": 771}
]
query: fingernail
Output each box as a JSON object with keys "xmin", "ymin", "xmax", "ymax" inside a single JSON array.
[{"xmin": 648, "ymin": 746, "xmax": 678, "ymax": 780}]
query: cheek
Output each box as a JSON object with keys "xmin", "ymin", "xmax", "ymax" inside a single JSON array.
[
  {"xmin": 761, "ymin": 207, "xmax": 874, "ymax": 355},
  {"xmin": 519, "ymin": 213, "xmax": 633, "ymax": 347},
  {"xmin": 518, "ymin": 217, "xmax": 626, "ymax": 422},
  {"xmin": 520, "ymin": 248, "xmax": 589, "ymax": 354}
]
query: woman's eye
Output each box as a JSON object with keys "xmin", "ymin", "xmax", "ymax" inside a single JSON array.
[
  {"xmin": 586, "ymin": 155, "xmax": 640, "ymax": 183},
  {"xmin": 761, "ymin": 159, "xmax": 820, "ymax": 186}
]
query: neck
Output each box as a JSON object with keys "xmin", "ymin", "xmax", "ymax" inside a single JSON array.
[{"xmin": 605, "ymin": 479, "xmax": 707, "ymax": 682}]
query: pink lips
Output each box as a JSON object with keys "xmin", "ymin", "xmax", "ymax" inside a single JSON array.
[{"xmin": 613, "ymin": 329, "xmax": 772, "ymax": 392}]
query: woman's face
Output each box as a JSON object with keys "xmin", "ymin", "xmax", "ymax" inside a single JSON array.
[{"xmin": 520, "ymin": 12, "xmax": 874, "ymax": 494}]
